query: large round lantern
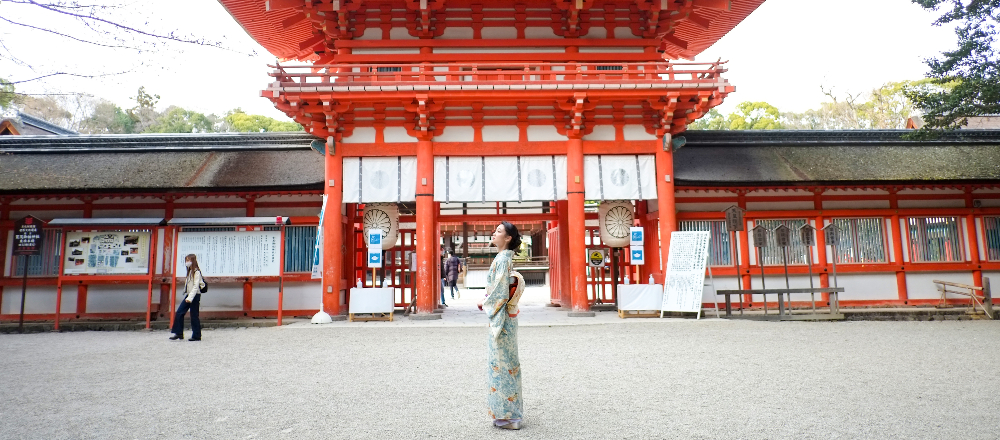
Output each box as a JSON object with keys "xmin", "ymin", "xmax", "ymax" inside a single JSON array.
[
  {"xmin": 361, "ymin": 203, "xmax": 399, "ymax": 251},
  {"xmin": 598, "ymin": 201, "xmax": 634, "ymax": 248}
]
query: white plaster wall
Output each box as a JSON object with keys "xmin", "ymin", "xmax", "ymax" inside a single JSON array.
[
  {"xmin": 746, "ymin": 201, "xmax": 814, "ymax": 211},
  {"xmin": 190, "ymin": 284, "xmax": 245, "ymax": 311},
  {"xmin": 255, "ymin": 194, "xmax": 319, "ymax": 203},
  {"xmin": 886, "ymin": 218, "xmax": 897, "ymax": 263},
  {"xmin": 978, "ymin": 199, "xmax": 1000, "ymax": 208},
  {"xmin": 582, "ymin": 125, "xmax": 615, "ymax": 141},
  {"xmin": 524, "ymin": 27, "xmax": 558, "ymax": 39},
  {"xmin": 905, "ymin": 272, "xmax": 975, "ymax": 300},
  {"xmin": 433, "ymin": 126, "xmax": 475, "ymax": 142},
  {"xmin": 1, "ymin": 286, "xmax": 75, "ymax": 314},
  {"xmin": 384, "ymin": 127, "xmax": 418, "ymax": 143},
  {"xmin": 389, "ymin": 27, "xmax": 418, "ymax": 40},
  {"xmin": 623, "ymin": 125, "xmax": 657, "ymax": 141},
  {"xmin": 832, "ymin": 273, "xmax": 899, "ymax": 301},
  {"xmin": 342, "ymin": 127, "xmax": 377, "ymax": 144},
  {"xmin": 10, "ymin": 211, "xmax": 82, "ymax": 221},
  {"xmin": 482, "ymin": 126, "xmax": 520, "ymax": 142},
  {"xmin": 823, "ymin": 200, "xmax": 890, "ymax": 210},
  {"xmin": 613, "ymin": 27, "xmax": 641, "ymax": 39},
  {"xmin": 481, "ymin": 27, "xmax": 517, "ymax": 39},
  {"xmin": 256, "ymin": 207, "xmax": 321, "ymax": 218},
  {"xmin": 440, "ymin": 27, "xmax": 474, "ymax": 39},
  {"xmin": 85, "ymin": 284, "xmax": 154, "ymax": 313},
  {"xmin": 703, "ymin": 276, "xmax": 741, "ymax": 303},
  {"xmin": 581, "ymin": 27, "xmax": 606, "ymax": 39},
  {"xmin": 156, "ymin": 230, "xmax": 165, "ymax": 274},
  {"xmin": 91, "ymin": 209, "xmax": 166, "ymax": 218},
  {"xmin": 676, "ymin": 202, "xmax": 736, "ymax": 212},
  {"xmin": 172, "ymin": 208, "xmax": 246, "ymax": 218},
  {"xmin": 984, "ymin": 272, "xmax": 1000, "ymax": 293},
  {"xmin": 527, "ymin": 125, "xmax": 564, "ymax": 141},
  {"xmin": 4, "ymin": 230, "xmax": 13, "ymax": 276},
  {"xmin": 355, "ymin": 27, "xmax": 382, "ymax": 40},
  {"xmin": 898, "ymin": 199, "xmax": 965, "ymax": 209},
  {"xmin": 252, "ymin": 282, "xmax": 321, "ymax": 311},
  {"xmin": 677, "ymin": 190, "xmax": 737, "ymax": 198}
]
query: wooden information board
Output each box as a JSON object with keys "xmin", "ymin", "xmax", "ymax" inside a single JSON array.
[
  {"xmin": 176, "ymin": 231, "xmax": 281, "ymax": 277},
  {"xmin": 661, "ymin": 231, "xmax": 711, "ymax": 314}
]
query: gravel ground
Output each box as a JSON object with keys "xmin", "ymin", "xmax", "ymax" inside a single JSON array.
[{"xmin": 1, "ymin": 320, "xmax": 999, "ymax": 439}]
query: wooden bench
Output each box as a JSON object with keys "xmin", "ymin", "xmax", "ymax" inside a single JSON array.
[
  {"xmin": 716, "ymin": 287, "xmax": 845, "ymax": 320},
  {"xmin": 932, "ymin": 279, "xmax": 994, "ymax": 319}
]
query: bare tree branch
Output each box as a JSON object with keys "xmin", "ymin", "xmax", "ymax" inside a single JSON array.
[
  {"xmin": 0, "ymin": 16, "xmax": 143, "ymax": 50},
  {"xmin": 6, "ymin": 70, "xmax": 135, "ymax": 84}
]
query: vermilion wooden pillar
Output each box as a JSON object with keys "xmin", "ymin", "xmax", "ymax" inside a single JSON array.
[
  {"xmin": 966, "ymin": 214, "xmax": 983, "ymax": 288},
  {"xmin": 416, "ymin": 138, "xmax": 436, "ymax": 313},
  {"xmin": 890, "ymin": 214, "xmax": 908, "ymax": 303},
  {"xmin": 557, "ymin": 200, "xmax": 571, "ymax": 307},
  {"xmin": 323, "ymin": 139, "xmax": 343, "ymax": 316},
  {"xmin": 566, "ymin": 136, "xmax": 588, "ymax": 312},
  {"xmin": 655, "ymin": 134, "xmax": 677, "ymax": 275}
]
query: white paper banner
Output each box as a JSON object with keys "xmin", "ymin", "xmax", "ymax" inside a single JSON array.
[
  {"xmin": 64, "ymin": 231, "xmax": 151, "ymax": 275},
  {"xmin": 661, "ymin": 231, "xmax": 711, "ymax": 313},
  {"xmin": 434, "ymin": 156, "xmax": 483, "ymax": 202},
  {"xmin": 584, "ymin": 154, "xmax": 656, "ymax": 201},
  {"xmin": 342, "ymin": 156, "xmax": 417, "ymax": 203},
  {"xmin": 176, "ymin": 231, "xmax": 281, "ymax": 277}
]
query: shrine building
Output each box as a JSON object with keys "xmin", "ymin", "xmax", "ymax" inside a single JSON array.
[{"xmin": 1, "ymin": 1, "xmax": 1000, "ymax": 326}]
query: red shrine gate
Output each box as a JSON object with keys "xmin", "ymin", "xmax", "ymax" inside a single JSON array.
[{"xmin": 218, "ymin": 0, "xmax": 765, "ymax": 315}]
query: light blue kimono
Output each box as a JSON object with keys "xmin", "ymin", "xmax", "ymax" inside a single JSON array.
[{"xmin": 484, "ymin": 249, "xmax": 523, "ymax": 421}]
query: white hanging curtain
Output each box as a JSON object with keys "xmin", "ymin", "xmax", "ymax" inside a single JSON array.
[
  {"xmin": 434, "ymin": 156, "xmax": 568, "ymax": 202},
  {"xmin": 342, "ymin": 156, "xmax": 417, "ymax": 203},
  {"xmin": 584, "ymin": 154, "xmax": 656, "ymax": 200}
]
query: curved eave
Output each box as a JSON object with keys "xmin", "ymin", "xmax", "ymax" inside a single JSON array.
[
  {"xmin": 218, "ymin": 0, "xmax": 766, "ymax": 61},
  {"xmin": 217, "ymin": 0, "xmax": 317, "ymax": 61},
  {"xmin": 670, "ymin": 0, "xmax": 767, "ymax": 59}
]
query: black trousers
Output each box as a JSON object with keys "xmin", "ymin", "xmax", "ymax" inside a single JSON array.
[{"xmin": 170, "ymin": 294, "xmax": 201, "ymax": 339}]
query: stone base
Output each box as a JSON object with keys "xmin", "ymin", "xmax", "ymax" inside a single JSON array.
[
  {"xmin": 329, "ymin": 315, "xmax": 348, "ymax": 321},
  {"xmin": 409, "ymin": 313, "xmax": 443, "ymax": 320},
  {"xmin": 567, "ymin": 312, "xmax": 596, "ymax": 317},
  {"xmin": 545, "ymin": 303, "xmax": 561, "ymax": 307}
]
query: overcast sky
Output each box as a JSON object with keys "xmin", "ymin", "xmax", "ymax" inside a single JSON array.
[{"xmin": 1, "ymin": 0, "xmax": 956, "ymax": 120}]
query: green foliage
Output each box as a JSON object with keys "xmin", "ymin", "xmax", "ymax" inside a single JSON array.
[
  {"xmin": 144, "ymin": 106, "xmax": 216, "ymax": 133},
  {"xmin": 0, "ymin": 78, "xmax": 15, "ymax": 110},
  {"xmin": 725, "ymin": 101, "xmax": 783, "ymax": 130},
  {"xmin": 905, "ymin": 0, "xmax": 1000, "ymax": 137},
  {"xmin": 127, "ymin": 86, "xmax": 160, "ymax": 133},
  {"xmin": 783, "ymin": 81, "xmax": 936, "ymax": 130},
  {"xmin": 79, "ymin": 100, "xmax": 135, "ymax": 134},
  {"xmin": 222, "ymin": 108, "xmax": 303, "ymax": 132},
  {"xmin": 687, "ymin": 109, "xmax": 728, "ymax": 130}
]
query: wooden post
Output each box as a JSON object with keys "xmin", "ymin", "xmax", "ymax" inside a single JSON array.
[
  {"xmin": 323, "ymin": 138, "xmax": 344, "ymax": 316},
  {"xmin": 983, "ymin": 277, "xmax": 994, "ymax": 319},
  {"xmin": 557, "ymin": 200, "xmax": 571, "ymax": 307},
  {"xmin": 567, "ymin": 136, "xmax": 589, "ymax": 313},
  {"xmin": 416, "ymin": 138, "xmax": 436, "ymax": 313},
  {"xmin": 655, "ymin": 134, "xmax": 677, "ymax": 285}
]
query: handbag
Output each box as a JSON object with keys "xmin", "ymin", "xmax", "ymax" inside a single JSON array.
[{"xmin": 198, "ymin": 271, "xmax": 208, "ymax": 293}]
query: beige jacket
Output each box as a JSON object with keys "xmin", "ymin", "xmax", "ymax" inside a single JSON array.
[{"xmin": 184, "ymin": 270, "xmax": 206, "ymax": 302}]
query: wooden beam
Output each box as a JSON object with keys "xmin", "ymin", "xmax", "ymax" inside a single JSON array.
[
  {"xmin": 692, "ymin": 0, "xmax": 731, "ymax": 11},
  {"xmin": 298, "ymin": 34, "xmax": 325, "ymax": 51},
  {"xmin": 687, "ymin": 12, "xmax": 712, "ymax": 29},
  {"xmin": 662, "ymin": 33, "xmax": 689, "ymax": 50},
  {"xmin": 281, "ymin": 13, "xmax": 307, "ymax": 29},
  {"xmin": 266, "ymin": 0, "xmax": 303, "ymax": 11}
]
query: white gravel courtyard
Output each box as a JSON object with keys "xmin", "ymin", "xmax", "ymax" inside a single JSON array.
[{"xmin": 2, "ymin": 304, "xmax": 999, "ymax": 440}]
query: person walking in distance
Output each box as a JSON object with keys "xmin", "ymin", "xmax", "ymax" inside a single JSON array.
[
  {"xmin": 477, "ymin": 221, "xmax": 525, "ymax": 430},
  {"xmin": 170, "ymin": 254, "xmax": 206, "ymax": 341},
  {"xmin": 445, "ymin": 251, "xmax": 462, "ymax": 300}
]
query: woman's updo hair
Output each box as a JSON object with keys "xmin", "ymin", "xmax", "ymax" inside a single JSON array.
[{"xmin": 501, "ymin": 221, "xmax": 522, "ymax": 251}]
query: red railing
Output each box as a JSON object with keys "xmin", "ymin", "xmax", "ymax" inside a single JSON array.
[{"xmin": 267, "ymin": 61, "xmax": 728, "ymax": 87}]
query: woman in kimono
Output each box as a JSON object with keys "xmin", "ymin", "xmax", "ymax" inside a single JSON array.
[{"xmin": 477, "ymin": 221, "xmax": 525, "ymax": 430}]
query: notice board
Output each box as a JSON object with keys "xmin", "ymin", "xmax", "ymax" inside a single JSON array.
[
  {"xmin": 176, "ymin": 231, "xmax": 281, "ymax": 277},
  {"xmin": 64, "ymin": 231, "xmax": 151, "ymax": 275},
  {"xmin": 661, "ymin": 231, "xmax": 711, "ymax": 313}
]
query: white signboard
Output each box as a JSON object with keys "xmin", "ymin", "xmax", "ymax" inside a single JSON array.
[
  {"xmin": 64, "ymin": 231, "xmax": 151, "ymax": 275},
  {"xmin": 661, "ymin": 231, "xmax": 711, "ymax": 314},
  {"xmin": 367, "ymin": 249, "xmax": 383, "ymax": 268},
  {"xmin": 630, "ymin": 246, "xmax": 645, "ymax": 265},
  {"xmin": 176, "ymin": 231, "xmax": 281, "ymax": 277},
  {"xmin": 629, "ymin": 227, "xmax": 644, "ymax": 247}
]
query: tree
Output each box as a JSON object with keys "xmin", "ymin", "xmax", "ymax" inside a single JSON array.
[
  {"xmin": 18, "ymin": 96, "xmax": 74, "ymax": 128},
  {"xmin": 79, "ymin": 100, "xmax": 135, "ymax": 134},
  {"xmin": 145, "ymin": 106, "xmax": 216, "ymax": 133},
  {"xmin": 222, "ymin": 108, "xmax": 303, "ymax": 132},
  {"xmin": 126, "ymin": 87, "xmax": 160, "ymax": 133},
  {"xmin": 726, "ymin": 101, "xmax": 783, "ymax": 130},
  {"xmin": 905, "ymin": 0, "xmax": 1000, "ymax": 135},
  {"xmin": 687, "ymin": 109, "xmax": 727, "ymax": 130},
  {"xmin": 0, "ymin": 79, "xmax": 15, "ymax": 110}
]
